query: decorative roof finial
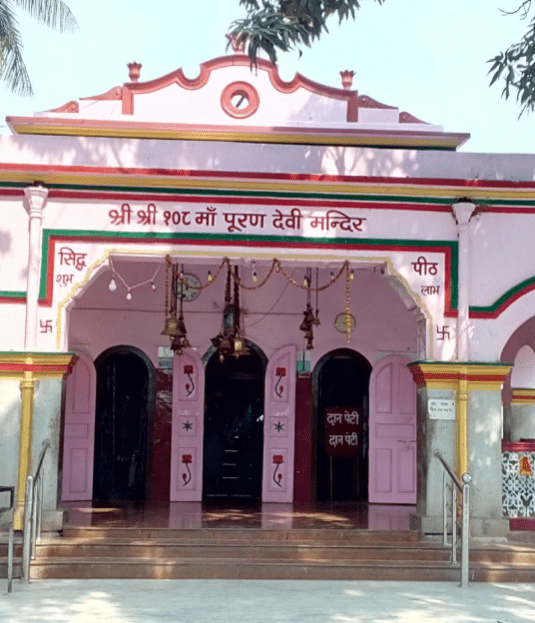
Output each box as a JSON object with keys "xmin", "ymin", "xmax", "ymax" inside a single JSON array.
[
  {"xmin": 226, "ymin": 33, "xmax": 245, "ymax": 54},
  {"xmin": 340, "ymin": 70, "xmax": 355, "ymax": 90},
  {"xmin": 128, "ymin": 62, "xmax": 142, "ymax": 82}
]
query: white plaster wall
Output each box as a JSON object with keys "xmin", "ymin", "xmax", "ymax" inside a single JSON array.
[
  {"xmin": 0, "ymin": 306, "xmax": 26, "ymax": 351},
  {"xmin": 472, "ymin": 289, "xmax": 535, "ymax": 361},
  {"xmin": 0, "ymin": 197, "xmax": 29, "ymax": 292},
  {"xmin": 471, "ymin": 213, "xmax": 535, "ymax": 307},
  {"xmin": 4, "ymin": 135, "xmax": 535, "ymax": 182},
  {"xmin": 132, "ymin": 66, "xmax": 348, "ymax": 126},
  {"xmin": 511, "ymin": 345, "xmax": 535, "ymax": 388}
]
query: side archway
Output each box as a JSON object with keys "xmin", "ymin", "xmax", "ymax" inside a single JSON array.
[{"xmin": 312, "ymin": 348, "xmax": 372, "ymax": 502}]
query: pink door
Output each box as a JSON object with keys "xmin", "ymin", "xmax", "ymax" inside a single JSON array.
[
  {"xmin": 368, "ymin": 355, "xmax": 416, "ymax": 504},
  {"xmin": 262, "ymin": 345, "xmax": 296, "ymax": 503},
  {"xmin": 61, "ymin": 352, "xmax": 96, "ymax": 501},
  {"xmin": 170, "ymin": 348, "xmax": 205, "ymax": 501}
]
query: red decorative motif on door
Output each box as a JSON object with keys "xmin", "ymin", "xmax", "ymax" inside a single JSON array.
[
  {"xmin": 170, "ymin": 350, "xmax": 204, "ymax": 501},
  {"xmin": 263, "ymin": 346, "xmax": 296, "ymax": 503}
]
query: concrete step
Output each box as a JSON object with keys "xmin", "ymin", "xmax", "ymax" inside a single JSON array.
[
  {"xmin": 61, "ymin": 527, "xmax": 420, "ymax": 542},
  {"xmin": 0, "ymin": 558, "xmax": 22, "ymax": 579},
  {"xmin": 29, "ymin": 556, "xmax": 464, "ymax": 581},
  {"xmin": 35, "ymin": 539, "xmax": 453, "ymax": 562},
  {"xmin": 28, "ymin": 555, "xmax": 535, "ymax": 582}
]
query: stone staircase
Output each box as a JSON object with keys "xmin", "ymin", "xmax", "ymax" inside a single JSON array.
[{"xmin": 2, "ymin": 527, "xmax": 535, "ymax": 582}]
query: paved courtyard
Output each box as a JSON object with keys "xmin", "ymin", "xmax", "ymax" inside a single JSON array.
[{"xmin": 1, "ymin": 579, "xmax": 534, "ymax": 623}]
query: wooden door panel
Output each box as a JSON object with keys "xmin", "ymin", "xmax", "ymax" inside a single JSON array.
[
  {"xmin": 170, "ymin": 349, "xmax": 205, "ymax": 502},
  {"xmin": 375, "ymin": 364, "xmax": 393, "ymax": 414},
  {"xmin": 369, "ymin": 355, "xmax": 416, "ymax": 504},
  {"xmin": 262, "ymin": 345, "xmax": 296, "ymax": 503},
  {"xmin": 398, "ymin": 365, "xmax": 416, "ymax": 414},
  {"xmin": 61, "ymin": 352, "xmax": 96, "ymax": 501}
]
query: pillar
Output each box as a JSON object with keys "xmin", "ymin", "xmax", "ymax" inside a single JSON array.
[
  {"xmin": 408, "ymin": 362, "xmax": 511, "ymax": 536},
  {"xmin": 452, "ymin": 201, "xmax": 476, "ymax": 362},
  {"xmin": 13, "ymin": 371, "xmax": 35, "ymax": 529},
  {"xmin": 0, "ymin": 353, "xmax": 77, "ymax": 531},
  {"xmin": 23, "ymin": 185, "xmax": 48, "ymax": 351}
]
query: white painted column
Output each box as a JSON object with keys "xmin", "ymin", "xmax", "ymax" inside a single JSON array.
[
  {"xmin": 452, "ymin": 201, "xmax": 476, "ymax": 361},
  {"xmin": 23, "ymin": 185, "xmax": 48, "ymax": 350}
]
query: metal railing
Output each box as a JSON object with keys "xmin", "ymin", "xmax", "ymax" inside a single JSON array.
[
  {"xmin": 22, "ymin": 439, "xmax": 50, "ymax": 583},
  {"xmin": 0, "ymin": 486, "xmax": 15, "ymax": 593},
  {"xmin": 434, "ymin": 450, "xmax": 471, "ymax": 587}
]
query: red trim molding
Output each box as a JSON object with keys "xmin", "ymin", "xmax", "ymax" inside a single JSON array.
[
  {"xmin": 502, "ymin": 441, "xmax": 535, "ymax": 452},
  {"xmin": 47, "ymin": 101, "xmax": 79, "ymax": 114},
  {"xmin": 0, "ymin": 352, "xmax": 78, "ymax": 378},
  {"xmin": 408, "ymin": 362, "xmax": 512, "ymax": 391}
]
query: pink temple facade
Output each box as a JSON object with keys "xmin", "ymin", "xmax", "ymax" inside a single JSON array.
[{"xmin": 1, "ymin": 46, "xmax": 535, "ymax": 535}]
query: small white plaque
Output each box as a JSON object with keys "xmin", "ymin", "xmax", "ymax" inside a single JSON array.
[{"xmin": 428, "ymin": 399, "xmax": 455, "ymax": 420}]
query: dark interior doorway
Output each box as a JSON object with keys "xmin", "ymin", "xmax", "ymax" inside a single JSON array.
[
  {"xmin": 203, "ymin": 345, "xmax": 266, "ymax": 499},
  {"xmin": 93, "ymin": 346, "xmax": 155, "ymax": 501},
  {"xmin": 314, "ymin": 349, "xmax": 372, "ymax": 502}
]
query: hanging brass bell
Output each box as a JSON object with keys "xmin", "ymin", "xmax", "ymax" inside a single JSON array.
[{"xmin": 161, "ymin": 315, "xmax": 179, "ymax": 336}]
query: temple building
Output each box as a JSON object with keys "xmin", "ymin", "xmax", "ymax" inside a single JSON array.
[{"xmin": 1, "ymin": 41, "xmax": 534, "ymax": 538}]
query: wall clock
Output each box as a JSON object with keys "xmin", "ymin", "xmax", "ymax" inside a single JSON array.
[
  {"xmin": 178, "ymin": 274, "xmax": 201, "ymax": 302},
  {"xmin": 334, "ymin": 313, "xmax": 355, "ymax": 333}
]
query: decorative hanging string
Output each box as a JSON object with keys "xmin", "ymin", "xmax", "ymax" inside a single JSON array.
[
  {"xmin": 109, "ymin": 256, "xmax": 161, "ymax": 300},
  {"xmin": 345, "ymin": 263, "xmax": 352, "ymax": 344},
  {"xmin": 160, "ymin": 255, "xmax": 352, "ymax": 298},
  {"xmin": 275, "ymin": 259, "xmax": 349, "ymax": 292},
  {"xmin": 313, "ymin": 267, "xmax": 320, "ymax": 326}
]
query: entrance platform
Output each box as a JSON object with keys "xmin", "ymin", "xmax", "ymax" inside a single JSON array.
[{"xmin": 60, "ymin": 501, "xmax": 416, "ymax": 531}]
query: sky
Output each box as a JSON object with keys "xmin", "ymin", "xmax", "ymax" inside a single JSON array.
[{"xmin": 1, "ymin": 0, "xmax": 534, "ymax": 154}]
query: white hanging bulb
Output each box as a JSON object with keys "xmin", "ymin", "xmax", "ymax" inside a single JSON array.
[
  {"xmin": 126, "ymin": 290, "xmax": 132, "ymax": 301},
  {"xmin": 108, "ymin": 277, "xmax": 117, "ymax": 291},
  {"xmin": 151, "ymin": 281, "xmax": 156, "ymax": 291}
]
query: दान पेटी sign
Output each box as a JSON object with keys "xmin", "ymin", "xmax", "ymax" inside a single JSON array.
[{"xmin": 324, "ymin": 408, "xmax": 360, "ymax": 457}]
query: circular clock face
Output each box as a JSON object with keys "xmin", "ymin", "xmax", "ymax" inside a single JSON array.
[
  {"xmin": 334, "ymin": 313, "xmax": 356, "ymax": 333},
  {"xmin": 178, "ymin": 274, "xmax": 201, "ymax": 302}
]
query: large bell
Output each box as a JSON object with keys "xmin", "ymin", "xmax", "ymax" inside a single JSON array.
[
  {"xmin": 170, "ymin": 334, "xmax": 190, "ymax": 355},
  {"xmin": 161, "ymin": 315, "xmax": 179, "ymax": 336}
]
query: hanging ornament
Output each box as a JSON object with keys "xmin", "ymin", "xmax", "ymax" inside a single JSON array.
[
  {"xmin": 345, "ymin": 263, "xmax": 352, "ymax": 344},
  {"xmin": 313, "ymin": 267, "xmax": 321, "ymax": 326},
  {"xmin": 300, "ymin": 268, "xmax": 315, "ymax": 349},
  {"xmin": 126, "ymin": 290, "xmax": 132, "ymax": 301},
  {"xmin": 108, "ymin": 277, "xmax": 117, "ymax": 292}
]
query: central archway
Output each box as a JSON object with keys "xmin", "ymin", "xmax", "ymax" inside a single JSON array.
[
  {"xmin": 93, "ymin": 345, "xmax": 155, "ymax": 501},
  {"xmin": 313, "ymin": 348, "xmax": 372, "ymax": 502},
  {"xmin": 203, "ymin": 343, "xmax": 266, "ymax": 500}
]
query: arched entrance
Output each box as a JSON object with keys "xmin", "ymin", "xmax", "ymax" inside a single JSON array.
[
  {"xmin": 93, "ymin": 346, "xmax": 155, "ymax": 501},
  {"xmin": 203, "ymin": 343, "xmax": 266, "ymax": 499},
  {"xmin": 313, "ymin": 349, "xmax": 372, "ymax": 502}
]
